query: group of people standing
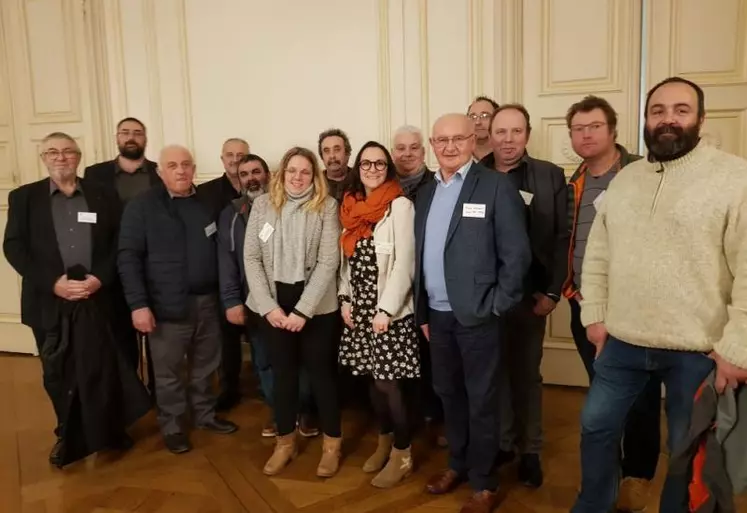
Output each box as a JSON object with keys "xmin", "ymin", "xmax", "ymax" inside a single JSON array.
[{"xmin": 4, "ymin": 74, "xmax": 747, "ymax": 513}]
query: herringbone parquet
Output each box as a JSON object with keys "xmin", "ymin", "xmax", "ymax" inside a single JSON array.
[{"xmin": 1, "ymin": 353, "xmax": 745, "ymax": 513}]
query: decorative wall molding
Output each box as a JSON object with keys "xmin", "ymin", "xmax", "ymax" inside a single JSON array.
[
  {"xmin": 377, "ymin": 0, "xmax": 392, "ymax": 146},
  {"xmin": 669, "ymin": 0, "xmax": 747, "ymax": 85},
  {"xmin": 467, "ymin": 0, "xmax": 484, "ymax": 103},
  {"xmin": 418, "ymin": 0, "xmax": 430, "ymax": 137},
  {"xmin": 496, "ymin": 0, "xmax": 523, "ymax": 103},
  {"xmin": 21, "ymin": 0, "xmax": 83, "ymax": 124},
  {"xmin": 175, "ymin": 0, "xmax": 194, "ymax": 153},
  {"xmin": 142, "ymin": 0, "xmax": 164, "ymax": 151}
]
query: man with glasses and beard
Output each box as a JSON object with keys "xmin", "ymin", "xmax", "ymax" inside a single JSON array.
[
  {"xmin": 84, "ymin": 117, "xmax": 161, "ymax": 374},
  {"xmin": 571, "ymin": 77, "xmax": 747, "ymax": 513}
]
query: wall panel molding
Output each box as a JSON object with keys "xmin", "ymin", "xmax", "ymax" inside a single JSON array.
[
  {"xmin": 669, "ymin": 0, "xmax": 747, "ymax": 85},
  {"xmin": 21, "ymin": 0, "xmax": 83, "ymax": 124},
  {"xmin": 377, "ymin": 0, "xmax": 392, "ymax": 146},
  {"xmin": 142, "ymin": 0, "xmax": 164, "ymax": 151},
  {"xmin": 467, "ymin": 0, "xmax": 484, "ymax": 102},
  {"xmin": 495, "ymin": 0, "xmax": 523, "ymax": 103}
]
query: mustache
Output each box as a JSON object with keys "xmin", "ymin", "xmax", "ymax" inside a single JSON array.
[{"xmin": 653, "ymin": 124, "xmax": 684, "ymax": 138}]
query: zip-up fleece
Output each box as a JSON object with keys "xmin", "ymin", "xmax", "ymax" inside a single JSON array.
[
  {"xmin": 561, "ymin": 144, "xmax": 641, "ymax": 298},
  {"xmin": 580, "ymin": 142, "xmax": 747, "ymax": 368}
]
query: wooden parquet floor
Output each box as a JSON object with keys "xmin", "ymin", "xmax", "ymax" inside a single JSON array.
[{"xmin": 1, "ymin": 353, "xmax": 745, "ymax": 513}]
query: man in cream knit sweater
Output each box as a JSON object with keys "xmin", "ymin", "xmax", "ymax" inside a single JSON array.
[{"xmin": 572, "ymin": 77, "xmax": 747, "ymax": 513}]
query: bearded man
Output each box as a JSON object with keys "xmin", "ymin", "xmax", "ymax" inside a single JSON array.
[
  {"xmin": 84, "ymin": 117, "xmax": 161, "ymax": 372},
  {"xmin": 571, "ymin": 77, "xmax": 747, "ymax": 513},
  {"xmin": 216, "ymin": 154, "xmax": 272, "ymax": 413}
]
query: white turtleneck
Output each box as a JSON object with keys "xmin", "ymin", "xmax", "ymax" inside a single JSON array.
[{"xmin": 580, "ymin": 141, "xmax": 747, "ymax": 368}]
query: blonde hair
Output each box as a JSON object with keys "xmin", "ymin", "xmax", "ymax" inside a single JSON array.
[{"xmin": 269, "ymin": 146, "xmax": 329, "ymax": 212}]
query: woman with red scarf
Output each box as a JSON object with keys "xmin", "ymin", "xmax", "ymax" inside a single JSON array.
[{"xmin": 338, "ymin": 141, "xmax": 420, "ymax": 488}]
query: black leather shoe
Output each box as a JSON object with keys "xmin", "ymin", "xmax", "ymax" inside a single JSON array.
[
  {"xmin": 49, "ymin": 438, "xmax": 65, "ymax": 467},
  {"xmin": 164, "ymin": 433, "xmax": 191, "ymax": 454},
  {"xmin": 518, "ymin": 453, "xmax": 543, "ymax": 488},
  {"xmin": 197, "ymin": 418, "xmax": 238, "ymax": 435}
]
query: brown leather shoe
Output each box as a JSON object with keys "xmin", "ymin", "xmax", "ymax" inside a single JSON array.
[
  {"xmin": 459, "ymin": 490, "xmax": 499, "ymax": 513},
  {"xmin": 426, "ymin": 468, "xmax": 463, "ymax": 494}
]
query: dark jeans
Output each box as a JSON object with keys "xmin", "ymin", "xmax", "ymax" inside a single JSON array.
[
  {"xmin": 569, "ymin": 298, "xmax": 661, "ymax": 479},
  {"xmin": 149, "ymin": 294, "xmax": 222, "ymax": 435},
  {"xmin": 571, "ymin": 336, "xmax": 714, "ymax": 513},
  {"xmin": 429, "ymin": 309, "xmax": 502, "ymax": 492},
  {"xmin": 246, "ymin": 309, "xmax": 313, "ymax": 415},
  {"xmin": 498, "ymin": 298, "xmax": 546, "ymax": 454},
  {"xmin": 219, "ymin": 317, "xmax": 244, "ymax": 399},
  {"xmin": 260, "ymin": 282, "xmax": 341, "ymax": 437}
]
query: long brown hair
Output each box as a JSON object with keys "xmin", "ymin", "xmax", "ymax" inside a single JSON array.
[{"xmin": 269, "ymin": 146, "xmax": 329, "ymax": 212}]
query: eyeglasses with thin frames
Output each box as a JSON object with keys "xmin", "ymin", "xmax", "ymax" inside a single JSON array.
[
  {"xmin": 41, "ymin": 149, "xmax": 81, "ymax": 160},
  {"xmin": 432, "ymin": 134, "xmax": 475, "ymax": 149}
]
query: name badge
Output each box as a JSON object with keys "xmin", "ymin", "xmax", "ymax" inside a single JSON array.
[
  {"xmin": 204, "ymin": 222, "xmax": 217, "ymax": 237},
  {"xmin": 375, "ymin": 241, "xmax": 394, "ymax": 255},
  {"xmin": 77, "ymin": 212, "xmax": 97, "ymax": 224},
  {"xmin": 462, "ymin": 203, "xmax": 486, "ymax": 218},
  {"xmin": 259, "ymin": 222, "xmax": 275, "ymax": 242},
  {"xmin": 519, "ymin": 190, "xmax": 534, "ymax": 205},
  {"xmin": 593, "ymin": 191, "xmax": 606, "ymax": 211}
]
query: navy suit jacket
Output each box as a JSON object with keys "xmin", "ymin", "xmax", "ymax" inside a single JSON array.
[{"xmin": 414, "ymin": 162, "xmax": 532, "ymax": 327}]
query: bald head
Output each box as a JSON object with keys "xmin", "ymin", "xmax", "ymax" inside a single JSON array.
[
  {"xmin": 430, "ymin": 114, "xmax": 476, "ymax": 175},
  {"xmin": 158, "ymin": 144, "xmax": 196, "ymax": 197}
]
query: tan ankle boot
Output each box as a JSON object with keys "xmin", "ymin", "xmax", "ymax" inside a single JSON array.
[
  {"xmin": 316, "ymin": 435, "xmax": 342, "ymax": 477},
  {"xmin": 263, "ymin": 432, "xmax": 298, "ymax": 476},
  {"xmin": 363, "ymin": 433, "xmax": 393, "ymax": 473},
  {"xmin": 371, "ymin": 446, "xmax": 413, "ymax": 488}
]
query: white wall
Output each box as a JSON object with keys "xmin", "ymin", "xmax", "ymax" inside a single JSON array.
[{"xmin": 1, "ymin": 0, "xmax": 746, "ymax": 385}]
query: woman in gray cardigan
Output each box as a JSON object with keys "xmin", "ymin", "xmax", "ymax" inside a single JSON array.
[{"xmin": 244, "ymin": 147, "xmax": 342, "ymax": 478}]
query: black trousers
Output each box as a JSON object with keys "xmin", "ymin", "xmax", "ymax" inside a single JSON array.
[
  {"xmin": 219, "ymin": 316, "xmax": 244, "ymax": 398},
  {"xmin": 429, "ymin": 309, "xmax": 502, "ymax": 492},
  {"xmin": 260, "ymin": 282, "xmax": 341, "ymax": 437},
  {"xmin": 32, "ymin": 328, "xmax": 63, "ymax": 436},
  {"xmin": 569, "ymin": 298, "xmax": 661, "ymax": 480}
]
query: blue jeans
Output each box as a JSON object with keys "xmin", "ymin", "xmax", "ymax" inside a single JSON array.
[
  {"xmin": 248, "ymin": 328, "xmax": 313, "ymax": 415},
  {"xmin": 571, "ymin": 337, "xmax": 714, "ymax": 513}
]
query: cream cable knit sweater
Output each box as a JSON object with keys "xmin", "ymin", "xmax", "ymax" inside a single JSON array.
[{"xmin": 580, "ymin": 141, "xmax": 747, "ymax": 369}]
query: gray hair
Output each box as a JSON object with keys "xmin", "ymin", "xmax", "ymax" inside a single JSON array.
[
  {"xmin": 42, "ymin": 132, "xmax": 77, "ymax": 146},
  {"xmin": 392, "ymin": 125, "xmax": 424, "ymax": 146}
]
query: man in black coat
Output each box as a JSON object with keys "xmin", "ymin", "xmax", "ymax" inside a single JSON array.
[
  {"xmin": 479, "ymin": 104, "xmax": 569, "ymax": 488},
  {"xmin": 195, "ymin": 137, "xmax": 251, "ymax": 410},
  {"xmin": 119, "ymin": 144, "xmax": 238, "ymax": 455},
  {"xmin": 415, "ymin": 114, "xmax": 531, "ymax": 512},
  {"xmin": 84, "ymin": 117, "xmax": 161, "ymax": 373},
  {"xmin": 3, "ymin": 132, "xmax": 149, "ymax": 466}
]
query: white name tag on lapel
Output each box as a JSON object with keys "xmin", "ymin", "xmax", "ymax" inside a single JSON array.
[
  {"xmin": 519, "ymin": 190, "xmax": 534, "ymax": 205},
  {"xmin": 259, "ymin": 222, "xmax": 275, "ymax": 242},
  {"xmin": 77, "ymin": 212, "xmax": 97, "ymax": 224},
  {"xmin": 375, "ymin": 241, "xmax": 394, "ymax": 255},
  {"xmin": 593, "ymin": 191, "xmax": 606, "ymax": 211},
  {"xmin": 204, "ymin": 222, "xmax": 217, "ymax": 237},
  {"xmin": 462, "ymin": 203, "xmax": 486, "ymax": 218}
]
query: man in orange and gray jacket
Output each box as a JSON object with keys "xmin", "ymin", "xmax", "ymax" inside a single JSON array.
[{"xmin": 561, "ymin": 95, "xmax": 662, "ymax": 511}]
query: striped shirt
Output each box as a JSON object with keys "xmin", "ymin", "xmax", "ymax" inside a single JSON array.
[{"xmin": 572, "ymin": 169, "xmax": 617, "ymax": 289}]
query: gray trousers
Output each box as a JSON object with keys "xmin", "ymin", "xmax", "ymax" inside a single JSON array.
[
  {"xmin": 498, "ymin": 298, "xmax": 547, "ymax": 455},
  {"xmin": 149, "ymin": 294, "xmax": 222, "ymax": 435}
]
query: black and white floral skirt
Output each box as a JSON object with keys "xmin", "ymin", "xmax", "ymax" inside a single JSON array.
[{"xmin": 338, "ymin": 236, "xmax": 420, "ymax": 380}]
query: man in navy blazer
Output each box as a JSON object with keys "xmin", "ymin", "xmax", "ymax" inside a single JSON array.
[{"xmin": 415, "ymin": 113, "xmax": 531, "ymax": 513}]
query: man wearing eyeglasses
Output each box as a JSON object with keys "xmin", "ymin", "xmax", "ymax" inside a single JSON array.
[
  {"xmin": 3, "ymin": 132, "xmax": 149, "ymax": 466},
  {"xmin": 561, "ymin": 95, "xmax": 661, "ymax": 513},
  {"xmin": 415, "ymin": 113, "xmax": 531, "ymax": 513},
  {"xmin": 84, "ymin": 117, "xmax": 161, "ymax": 376},
  {"xmin": 467, "ymin": 96, "xmax": 499, "ymax": 161}
]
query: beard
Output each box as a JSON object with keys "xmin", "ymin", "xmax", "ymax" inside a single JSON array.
[
  {"xmin": 644, "ymin": 122, "xmax": 701, "ymax": 162},
  {"xmin": 119, "ymin": 142, "xmax": 145, "ymax": 160},
  {"xmin": 244, "ymin": 181, "xmax": 267, "ymax": 200}
]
